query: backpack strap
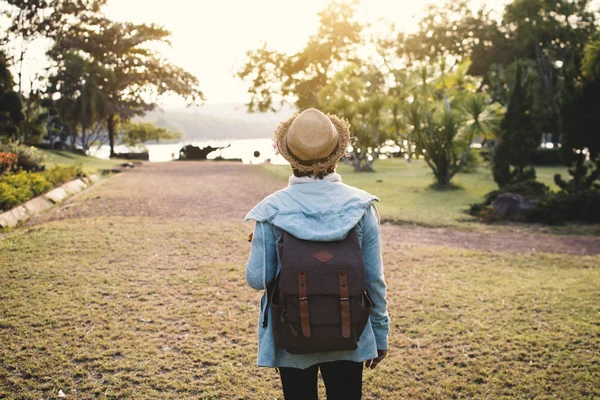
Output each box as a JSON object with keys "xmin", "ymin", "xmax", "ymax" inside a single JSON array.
[
  {"xmin": 339, "ymin": 270, "xmax": 351, "ymax": 338},
  {"xmin": 298, "ymin": 271, "xmax": 311, "ymax": 337}
]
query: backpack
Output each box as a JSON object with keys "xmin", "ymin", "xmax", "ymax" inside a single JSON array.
[{"xmin": 268, "ymin": 227, "xmax": 373, "ymax": 354}]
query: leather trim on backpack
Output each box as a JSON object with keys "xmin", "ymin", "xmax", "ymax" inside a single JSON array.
[
  {"xmin": 338, "ymin": 270, "xmax": 351, "ymax": 339},
  {"xmin": 312, "ymin": 250, "xmax": 334, "ymax": 263},
  {"xmin": 298, "ymin": 271, "xmax": 311, "ymax": 337}
]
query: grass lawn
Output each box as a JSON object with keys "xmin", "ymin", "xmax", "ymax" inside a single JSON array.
[
  {"xmin": 1, "ymin": 216, "xmax": 598, "ymax": 399},
  {"xmin": 38, "ymin": 149, "xmax": 123, "ymax": 174},
  {"xmin": 261, "ymin": 159, "xmax": 600, "ymax": 235}
]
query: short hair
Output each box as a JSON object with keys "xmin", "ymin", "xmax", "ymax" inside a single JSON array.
[{"xmin": 292, "ymin": 166, "xmax": 336, "ymax": 180}]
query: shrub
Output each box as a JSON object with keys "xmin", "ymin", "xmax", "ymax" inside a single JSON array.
[
  {"xmin": 459, "ymin": 149, "xmax": 482, "ymax": 174},
  {"xmin": 0, "ymin": 171, "xmax": 51, "ymax": 211},
  {"xmin": 469, "ymin": 174, "xmax": 551, "ymax": 221},
  {"xmin": 527, "ymin": 189, "xmax": 600, "ymax": 225},
  {"xmin": 554, "ymin": 158, "xmax": 600, "ymax": 194},
  {"xmin": 0, "ymin": 142, "xmax": 45, "ymax": 172},
  {"xmin": 44, "ymin": 164, "xmax": 85, "ymax": 187},
  {"xmin": 0, "ymin": 152, "xmax": 18, "ymax": 175},
  {"xmin": 483, "ymin": 178, "xmax": 550, "ymax": 205}
]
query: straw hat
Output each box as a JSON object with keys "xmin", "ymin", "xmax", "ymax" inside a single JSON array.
[{"xmin": 274, "ymin": 108, "xmax": 351, "ymax": 175}]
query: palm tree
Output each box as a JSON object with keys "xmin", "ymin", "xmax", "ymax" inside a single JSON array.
[
  {"xmin": 406, "ymin": 62, "xmax": 503, "ymax": 187},
  {"xmin": 581, "ymin": 39, "xmax": 600, "ymax": 80}
]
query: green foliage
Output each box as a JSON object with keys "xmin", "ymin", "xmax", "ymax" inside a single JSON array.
[
  {"xmin": 44, "ymin": 164, "xmax": 85, "ymax": 187},
  {"xmin": 2, "ymin": 0, "xmax": 106, "ymax": 41},
  {"xmin": 458, "ymin": 149, "xmax": 482, "ymax": 174},
  {"xmin": 118, "ymin": 121, "xmax": 182, "ymax": 149},
  {"xmin": 407, "ymin": 63, "xmax": 502, "ymax": 187},
  {"xmin": 0, "ymin": 50, "xmax": 24, "ymax": 139},
  {"xmin": 483, "ymin": 173, "xmax": 551, "ymax": 205},
  {"xmin": 0, "ymin": 164, "xmax": 84, "ymax": 211},
  {"xmin": 47, "ymin": 52, "xmax": 110, "ymax": 150},
  {"xmin": 492, "ymin": 62, "xmax": 540, "ymax": 187},
  {"xmin": 528, "ymin": 189, "xmax": 600, "ymax": 225},
  {"xmin": 238, "ymin": 1, "xmax": 363, "ymax": 112},
  {"xmin": 0, "ymin": 171, "xmax": 51, "ymax": 211},
  {"xmin": 554, "ymin": 159, "xmax": 600, "ymax": 194},
  {"xmin": 317, "ymin": 64, "xmax": 390, "ymax": 171},
  {"xmin": 401, "ymin": 1, "xmax": 501, "ymax": 69},
  {"xmin": 582, "ymin": 39, "xmax": 600, "ymax": 80},
  {"xmin": 48, "ymin": 16, "xmax": 204, "ymax": 156},
  {"xmin": 0, "ymin": 141, "xmax": 46, "ymax": 172}
]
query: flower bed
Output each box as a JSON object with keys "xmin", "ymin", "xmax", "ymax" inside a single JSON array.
[{"xmin": 0, "ymin": 165, "xmax": 86, "ymax": 212}]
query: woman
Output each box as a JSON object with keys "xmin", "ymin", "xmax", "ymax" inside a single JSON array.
[{"xmin": 245, "ymin": 108, "xmax": 389, "ymax": 400}]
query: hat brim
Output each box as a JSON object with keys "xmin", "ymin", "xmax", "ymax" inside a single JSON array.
[{"xmin": 274, "ymin": 113, "xmax": 351, "ymax": 175}]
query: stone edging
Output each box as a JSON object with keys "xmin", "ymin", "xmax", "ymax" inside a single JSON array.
[{"xmin": 0, "ymin": 174, "xmax": 101, "ymax": 229}]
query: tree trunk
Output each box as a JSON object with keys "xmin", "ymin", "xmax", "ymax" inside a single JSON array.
[
  {"xmin": 70, "ymin": 131, "xmax": 77, "ymax": 151},
  {"xmin": 107, "ymin": 114, "xmax": 116, "ymax": 158},
  {"xmin": 81, "ymin": 124, "xmax": 87, "ymax": 152}
]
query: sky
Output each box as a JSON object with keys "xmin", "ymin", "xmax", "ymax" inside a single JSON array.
[
  {"xmin": 13, "ymin": 0, "xmax": 513, "ymax": 107},
  {"xmin": 103, "ymin": 0, "xmax": 511, "ymax": 106}
]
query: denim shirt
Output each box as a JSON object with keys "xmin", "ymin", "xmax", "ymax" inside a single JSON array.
[{"xmin": 244, "ymin": 173, "xmax": 390, "ymax": 369}]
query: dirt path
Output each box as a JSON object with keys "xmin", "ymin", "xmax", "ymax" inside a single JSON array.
[{"xmin": 27, "ymin": 161, "xmax": 600, "ymax": 255}]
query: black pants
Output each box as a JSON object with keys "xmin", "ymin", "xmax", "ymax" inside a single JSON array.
[{"xmin": 279, "ymin": 360, "xmax": 363, "ymax": 400}]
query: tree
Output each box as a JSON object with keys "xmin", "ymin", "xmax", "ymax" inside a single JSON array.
[
  {"xmin": 118, "ymin": 121, "xmax": 182, "ymax": 149},
  {"xmin": 581, "ymin": 38, "xmax": 600, "ymax": 80},
  {"xmin": 50, "ymin": 17, "xmax": 204, "ymax": 157},
  {"xmin": 237, "ymin": 1, "xmax": 363, "ymax": 112},
  {"xmin": 38, "ymin": 98, "xmax": 71, "ymax": 149},
  {"xmin": 400, "ymin": 0, "xmax": 501, "ymax": 70},
  {"xmin": 1, "ymin": 0, "xmax": 106, "ymax": 98},
  {"xmin": 47, "ymin": 52, "xmax": 109, "ymax": 151},
  {"xmin": 238, "ymin": 2, "xmax": 400, "ymax": 170},
  {"xmin": 555, "ymin": 38, "xmax": 600, "ymax": 193},
  {"xmin": 0, "ymin": 49, "xmax": 24, "ymax": 140},
  {"xmin": 492, "ymin": 62, "xmax": 540, "ymax": 187},
  {"xmin": 407, "ymin": 62, "xmax": 502, "ymax": 187},
  {"xmin": 316, "ymin": 63, "xmax": 391, "ymax": 171}
]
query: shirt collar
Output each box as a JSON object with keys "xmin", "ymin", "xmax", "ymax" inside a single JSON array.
[{"xmin": 288, "ymin": 172, "xmax": 342, "ymax": 186}]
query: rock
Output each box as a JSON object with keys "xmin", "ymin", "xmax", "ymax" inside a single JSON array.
[
  {"xmin": 179, "ymin": 144, "xmax": 230, "ymax": 160},
  {"xmin": 45, "ymin": 188, "xmax": 69, "ymax": 204},
  {"xmin": 89, "ymin": 174, "xmax": 101, "ymax": 183},
  {"xmin": 491, "ymin": 193, "xmax": 535, "ymax": 220},
  {"xmin": 22, "ymin": 197, "xmax": 54, "ymax": 216},
  {"xmin": 60, "ymin": 180, "xmax": 85, "ymax": 195},
  {"xmin": 120, "ymin": 162, "xmax": 134, "ymax": 168},
  {"xmin": 0, "ymin": 206, "xmax": 27, "ymax": 228}
]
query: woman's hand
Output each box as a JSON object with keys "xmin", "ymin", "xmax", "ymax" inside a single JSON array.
[{"xmin": 365, "ymin": 349, "xmax": 387, "ymax": 369}]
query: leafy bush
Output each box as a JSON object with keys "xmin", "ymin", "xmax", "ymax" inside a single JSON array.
[
  {"xmin": 0, "ymin": 165, "xmax": 87, "ymax": 211},
  {"xmin": 0, "ymin": 171, "xmax": 51, "ymax": 211},
  {"xmin": 459, "ymin": 149, "xmax": 482, "ymax": 174},
  {"xmin": 554, "ymin": 158, "xmax": 600, "ymax": 194},
  {"xmin": 469, "ymin": 172, "xmax": 551, "ymax": 222},
  {"xmin": 0, "ymin": 142, "xmax": 46, "ymax": 172},
  {"xmin": 527, "ymin": 189, "xmax": 600, "ymax": 225},
  {"xmin": 44, "ymin": 164, "xmax": 85, "ymax": 187},
  {"xmin": 0, "ymin": 152, "xmax": 18, "ymax": 175},
  {"xmin": 483, "ymin": 178, "xmax": 550, "ymax": 205}
]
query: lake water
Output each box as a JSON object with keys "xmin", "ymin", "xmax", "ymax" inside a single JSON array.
[{"xmin": 89, "ymin": 138, "xmax": 289, "ymax": 165}]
